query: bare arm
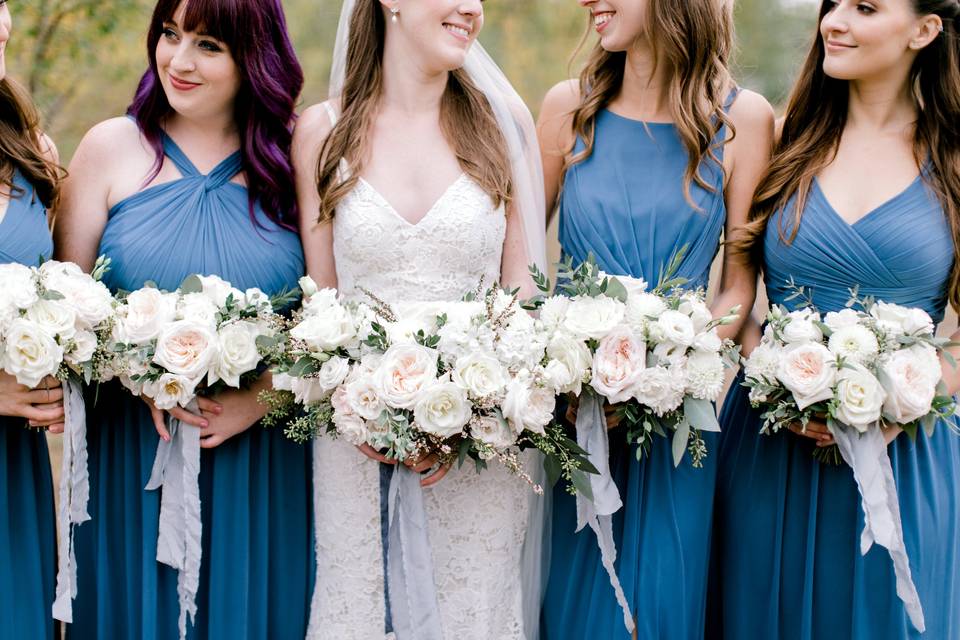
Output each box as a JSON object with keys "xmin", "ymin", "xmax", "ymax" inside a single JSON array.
[
  {"xmin": 537, "ymin": 79, "xmax": 579, "ymax": 226},
  {"xmin": 711, "ymin": 90, "xmax": 775, "ymax": 342},
  {"xmin": 293, "ymin": 103, "xmax": 338, "ymax": 289},
  {"xmin": 500, "ymin": 201, "xmax": 536, "ymax": 299}
]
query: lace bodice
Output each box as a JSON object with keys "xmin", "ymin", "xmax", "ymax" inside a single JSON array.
[{"xmin": 333, "ymin": 174, "xmax": 506, "ymax": 303}]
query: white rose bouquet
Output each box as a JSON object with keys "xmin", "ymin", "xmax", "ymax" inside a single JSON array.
[
  {"xmin": 266, "ymin": 277, "xmax": 596, "ymax": 495},
  {"xmin": 742, "ymin": 285, "xmax": 957, "ymax": 461},
  {"xmin": 108, "ymin": 273, "xmax": 291, "ymax": 409},
  {"xmin": 530, "ymin": 251, "xmax": 740, "ymax": 468},
  {"xmin": 0, "ymin": 257, "xmax": 115, "ymax": 387}
]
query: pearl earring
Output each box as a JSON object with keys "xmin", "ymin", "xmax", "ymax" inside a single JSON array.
[{"xmin": 391, "ymin": 6, "xmax": 399, "ymax": 22}]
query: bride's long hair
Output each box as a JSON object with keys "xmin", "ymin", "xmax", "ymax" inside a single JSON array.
[
  {"xmin": 314, "ymin": 0, "xmax": 512, "ymax": 224},
  {"xmin": 737, "ymin": 0, "xmax": 960, "ymax": 310},
  {"xmin": 568, "ymin": 0, "xmax": 736, "ymax": 204}
]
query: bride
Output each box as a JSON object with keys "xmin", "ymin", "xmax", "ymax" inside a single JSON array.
[{"xmin": 292, "ymin": 0, "xmax": 547, "ymax": 638}]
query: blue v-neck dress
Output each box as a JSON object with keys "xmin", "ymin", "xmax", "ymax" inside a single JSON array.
[
  {"xmin": 709, "ymin": 175, "xmax": 960, "ymax": 639},
  {"xmin": 0, "ymin": 171, "xmax": 56, "ymax": 640},
  {"xmin": 68, "ymin": 131, "xmax": 314, "ymax": 640}
]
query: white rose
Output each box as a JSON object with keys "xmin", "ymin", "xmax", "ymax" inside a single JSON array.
[
  {"xmin": 624, "ymin": 292, "xmax": 668, "ymax": 333},
  {"xmin": 824, "ymin": 308, "xmax": 860, "ymax": 332},
  {"xmin": 66, "ymin": 329, "xmax": 98, "ymax": 366},
  {"xmin": 781, "ymin": 308, "xmax": 823, "ymax": 344},
  {"xmin": 452, "ymin": 351, "xmax": 507, "ymax": 398},
  {"xmin": 834, "ymin": 364, "xmax": 885, "ymax": 432},
  {"xmin": 827, "ymin": 324, "xmax": 879, "ymax": 365},
  {"xmin": 177, "ymin": 293, "xmax": 219, "ymax": 325},
  {"xmin": 631, "ymin": 365, "xmax": 686, "ymax": 416},
  {"xmin": 545, "ymin": 333, "xmax": 592, "ymax": 394},
  {"xmin": 590, "ymin": 325, "xmax": 646, "ymax": 403},
  {"xmin": 693, "ymin": 330, "xmax": 723, "ymax": 354},
  {"xmin": 744, "ymin": 342, "xmax": 781, "ymax": 381},
  {"xmin": 332, "ymin": 401, "xmax": 368, "ymax": 446},
  {"xmin": 317, "ymin": 356, "xmax": 350, "ymax": 394},
  {"xmin": 563, "ymin": 295, "xmax": 625, "ymax": 341},
  {"xmin": 288, "ymin": 377, "xmax": 330, "ymax": 405},
  {"xmin": 211, "ymin": 321, "xmax": 261, "ymax": 387},
  {"xmin": 539, "ymin": 296, "xmax": 570, "ymax": 331},
  {"xmin": 414, "ymin": 380, "xmax": 472, "ymax": 438},
  {"xmin": 678, "ymin": 294, "xmax": 713, "ymax": 332},
  {"xmin": 298, "ymin": 275, "xmax": 319, "ymax": 298},
  {"xmin": 502, "ymin": 375, "xmax": 555, "ymax": 435},
  {"xmin": 386, "ymin": 302, "xmax": 445, "ymax": 345},
  {"xmin": 618, "ymin": 274, "xmax": 648, "ymax": 298},
  {"xmin": 116, "ymin": 288, "xmax": 178, "ymax": 345},
  {"xmin": 685, "ymin": 351, "xmax": 726, "ymax": 401},
  {"xmin": 24, "ymin": 299, "xmax": 77, "ymax": 341},
  {"xmin": 0, "ymin": 263, "xmax": 38, "ymax": 310},
  {"xmin": 197, "ymin": 274, "xmax": 240, "ymax": 307},
  {"xmin": 153, "ymin": 320, "xmax": 218, "ymax": 382},
  {"xmin": 375, "ymin": 343, "xmax": 438, "ymax": 409},
  {"xmin": 881, "ymin": 349, "xmax": 939, "ymax": 424},
  {"xmin": 40, "ymin": 262, "xmax": 114, "ymax": 328},
  {"xmin": 776, "ymin": 342, "xmax": 836, "ymax": 409},
  {"xmin": 473, "ymin": 413, "xmax": 518, "ymax": 450},
  {"xmin": 343, "ymin": 367, "xmax": 386, "ymax": 419},
  {"xmin": 1, "ymin": 318, "xmax": 63, "ymax": 387},
  {"xmin": 272, "ymin": 372, "xmax": 294, "ymax": 391},
  {"xmin": 870, "ymin": 302, "xmax": 932, "ymax": 337},
  {"xmin": 291, "ymin": 302, "xmax": 357, "ymax": 352},
  {"xmin": 655, "ymin": 310, "xmax": 696, "ymax": 348},
  {"xmin": 243, "ymin": 287, "xmax": 270, "ymax": 310},
  {"xmin": 143, "ymin": 373, "xmax": 198, "ymax": 410}
]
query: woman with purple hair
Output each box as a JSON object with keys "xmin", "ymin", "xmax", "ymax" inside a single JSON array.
[{"xmin": 53, "ymin": 0, "xmax": 312, "ymax": 637}]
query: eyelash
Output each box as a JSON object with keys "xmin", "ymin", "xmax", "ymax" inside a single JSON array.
[
  {"xmin": 162, "ymin": 26, "xmax": 224, "ymax": 53},
  {"xmin": 825, "ymin": 0, "xmax": 876, "ymax": 14}
]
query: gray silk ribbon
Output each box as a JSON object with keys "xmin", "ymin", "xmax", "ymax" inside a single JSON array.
[
  {"xmin": 145, "ymin": 399, "xmax": 202, "ymax": 640},
  {"xmin": 51, "ymin": 379, "xmax": 91, "ymax": 622},
  {"xmin": 306, "ymin": 438, "xmax": 324, "ymax": 640},
  {"xmin": 574, "ymin": 390, "xmax": 634, "ymax": 633},
  {"xmin": 829, "ymin": 423, "xmax": 925, "ymax": 632},
  {"xmin": 387, "ymin": 464, "xmax": 444, "ymax": 640}
]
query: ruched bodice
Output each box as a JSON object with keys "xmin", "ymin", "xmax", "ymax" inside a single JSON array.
[
  {"xmin": 98, "ymin": 132, "xmax": 303, "ymax": 295},
  {"xmin": 559, "ymin": 110, "xmax": 729, "ymax": 290},
  {"xmin": 764, "ymin": 175, "xmax": 954, "ymax": 321},
  {"xmin": 0, "ymin": 170, "xmax": 53, "ymax": 265}
]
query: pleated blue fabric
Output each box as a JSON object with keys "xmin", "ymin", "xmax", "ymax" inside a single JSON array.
[
  {"xmin": 709, "ymin": 175, "xmax": 960, "ymax": 639},
  {"xmin": 542, "ymin": 104, "xmax": 733, "ymax": 640},
  {"xmin": 0, "ymin": 171, "xmax": 56, "ymax": 640},
  {"xmin": 68, "ymin": 131, "xmax": 313, "ymax": 640}
]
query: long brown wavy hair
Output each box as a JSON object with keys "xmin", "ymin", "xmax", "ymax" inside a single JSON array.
[
  {"xmin": 314, "ymin": 0, "xmax": 512, "ymax": 224},
  {"xmin": 0, "ymin": 77, "xmax": 61, "ymax": 209},
  {"xmin": 740, "ymin": 0, "xmax": 960, "ymax": 310},
  {"xmin": 567, "ymin": 0, "xmax": 736, "ymax": 204}
]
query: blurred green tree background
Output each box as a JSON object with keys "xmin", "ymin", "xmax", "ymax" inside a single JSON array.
[{"xmin": 8, "ymin": 0, "xmax": 819, "ymax": 160}]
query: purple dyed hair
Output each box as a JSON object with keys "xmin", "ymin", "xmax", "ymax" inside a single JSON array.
[{"xmin": 128, "ymin": 0, "xmax": 304, "ymax": 230}]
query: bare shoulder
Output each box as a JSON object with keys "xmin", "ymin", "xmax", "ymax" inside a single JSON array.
[
  {"xmin": 36, "ymin": 132, "xmax": 59, "ymax": 165},
  {"xmin": 728, "ymin": 89, "xmax": 775, "ymax": 134},
  {"xmin": 293, "ymin": 100, "xmax": 339, "ymax": 151},
  {"xmin": 540, "ymin": 79, "xmax": 582, "ymax": 119},
  {"xmin": 73, "ymin": 116, "xmax": 149, "ymax": 166}
]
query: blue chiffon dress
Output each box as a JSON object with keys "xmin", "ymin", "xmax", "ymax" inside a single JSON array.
[
  {"xmin": 0, "ymin": 171, "xmax": 56, "ymax": 640},
  {"xmin": 541, "ymin": 105, "xmax": 733, "ymax": 639},
  {"xmin": 709, "ymin": 176, "xmax": 960, "ymax": 638},
  {"xmin": 68, "ymin": 131, "xmax": 314, "ymax": 639}
]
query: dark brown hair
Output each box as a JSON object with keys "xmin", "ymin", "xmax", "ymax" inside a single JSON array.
[{"xmin": 0, "ymin": 78, "xmax": 62, "ymax": 209}]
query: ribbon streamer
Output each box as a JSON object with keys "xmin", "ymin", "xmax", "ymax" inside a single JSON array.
[
  {"xmin": 306, "ymin": 438, "xmax": 325, "ymax": 639},
  {"xmin": 573, "ymin": 391, "xmax": 634, "ymax": 633},
  {"xmin": 829, "ymin": 423, "xmax": 925, "ymax": 632},
  {"xmin": 51, "ymin": 379, "xmax": 91, "ymax": 622},
  {"xmin": 145, "ymin": 399, "xmax": 202, "ymax": 640},
  {"xmin": 387, "ymin": 464, "xmax": 444, "ymax": 640}
]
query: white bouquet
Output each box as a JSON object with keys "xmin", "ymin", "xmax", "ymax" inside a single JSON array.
[{"xmin": 740, "ymin": 283, "xmax": 957, "ymax": 632}]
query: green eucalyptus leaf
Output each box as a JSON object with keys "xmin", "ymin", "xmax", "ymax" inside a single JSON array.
[{"xmin": 180, "ymin": 274, "xmax": 203, "ymax": 294}]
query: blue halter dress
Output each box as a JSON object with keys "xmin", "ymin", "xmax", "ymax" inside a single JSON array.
[
  {"xmin": 709, "ymin": 175, "xmax": 960, "ymax": 639},
  {"xmin": 0, "ymin": 171, "xmax": 56, "ymax": 640},
  {"xmin": 541, "ymin": 102, "xmax": 733, "ymax": 639},
  {"xmin": 68, "ymin": 131, "xmax": 314, "ymax": 640}
]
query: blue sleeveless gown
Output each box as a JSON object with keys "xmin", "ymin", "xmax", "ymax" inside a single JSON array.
[
  {"xmin": 541, "ymin": 107, "xmax": 731, "ymax": 639},
  {"xmin": 68, "ymin": 132, "xmax": 313, "ymax": 640},
  {"xmin": 709, "ymin": 176, "xmax": 960, "ymax": 638},
  {"xmin": 0, "ymin": 172, "xmax": 56, "ymax": 640}
]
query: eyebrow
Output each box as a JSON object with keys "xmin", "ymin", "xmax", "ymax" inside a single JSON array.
[{"xmin": 161, "ymin": 18, "xmax": 214, "ymax": 38}]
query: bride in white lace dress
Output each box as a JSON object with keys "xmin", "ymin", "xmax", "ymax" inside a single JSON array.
[{"xmin": 292, "ymin": 1, "xmax": 547, "ymax": 639}]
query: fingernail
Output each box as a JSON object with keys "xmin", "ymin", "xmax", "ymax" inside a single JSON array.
[
  {"xmin": 215, "ymin": 406, "xmax": 223, "ymax": 414},
  {"xmin": 201, "ymin": 420, "xmax": 209, "ymax": 427},
  {"xmin": 164, "ymin": 435, "xmax": 170, "ymax": 442}
]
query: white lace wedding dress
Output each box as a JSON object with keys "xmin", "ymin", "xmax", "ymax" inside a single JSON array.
[{"xmin": 307, "ymin": 108, "xmax": 531, "ymax": 640}]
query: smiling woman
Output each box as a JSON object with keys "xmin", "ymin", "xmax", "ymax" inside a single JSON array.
[{"xmin": 52, "ymin": 0, "xmax": 312, "ymax": 638}]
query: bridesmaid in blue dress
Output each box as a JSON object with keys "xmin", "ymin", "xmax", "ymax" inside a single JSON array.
[
  {"xmin": 0, "ymin": 7, "xmax": 65, "ymax": 635},
  {"xmin": 710, "ymin": 1, "xmax": 960, "ymax": 638},
  {"xmin": 536, "ymin": 1, "xmax": 773, "ymax": 637},
  {"xmin": 52, "ymin": 0, "xmax": 311, "ymax": 637}
]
